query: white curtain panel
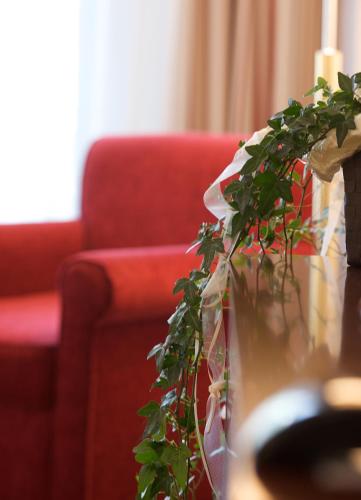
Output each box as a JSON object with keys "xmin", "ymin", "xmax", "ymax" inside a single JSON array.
[
  {"xmin": 0, "ymin": 0, "xmax": 80, "ymax": 223},
  {"xmin": 75, "ymin": 0, "xmax": 180, "ymax": 204}
]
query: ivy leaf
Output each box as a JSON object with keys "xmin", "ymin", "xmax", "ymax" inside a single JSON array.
[
  {"xmin": 153, "ymin": 364, "xmax": 181, "ymax": 389},
  {"xmin": 260, "ymin": 133, "xmax": 276, "ymax": 149},
  {"xmin": 211, "ymin": 238, "xmax": 226, "ymax": 253},
  {"xmin": 244, "ymin": 234, "xmax": 254, "ymax": 248},
  {"xmin": 197, "ymin": 237, "xmax": 224, "ymax": 271},
  {"xmin": 231, "ymin": 212, "xmax": 245, "ymax": 237},
  {"xmin": 254, "ymin": 171, "xmax": 278, "ymax": 188},
  {"xmin": 185, "ymin": 308, "xmax": 201, "ymax": 332},
  {"xmin": 149, "ymin": 465, "xmax": 172, "ymax": 496},
  {"xmin": 290, "ymin": 231, "xmax": 301, "ymax": 247},
  {"xmin": 223, "ymin": 179, "xmax": 243, "ymax": 196},
  {"xmin": 287, "ymin": 217, "xmax": 302, "ymax": 230},
  {"xmin": 264, "ymin": 229, "xmax": 275, "ymax": 247},
  {"xmin": 138, "ymin": 401, "xmax": 159, "ymax": 417},
  {"xmin": 147, "ymin": 343, "xmax": 163, "ymax": 360},
  {"xmin": 189, "ymin": 270, "xmax": 208, "ymax": 281},
  {"xmin": 155, "ymin": 348, "xmax": 166, "ymax": 372},
  {"xmin": 137, "ymin": 464, "xmax": 156, "ymax": 495},
  {"xmin": 288, "ymin": 98, "xmax": 302, "ymax": 108},
  {"xmin": 161, "ymin": 444, "xmax": 192, "ymax": 490},
  {"xmin": 173, "ymin": 278, "xmax": 199, "ymax": 304},
  {"xmin": 242, "ymin": 145, "xmax": 268, "ymax": 175},
  {"xmin": 230, "ymin": 210, "xmax": 249, "ymax": 238},
  {"xmin": 291, "ymin": 171, "xmax": 301, "ymax": 183},
  {"xmin": 259, "ymin": 184, "xmax": 279, "ymax": 214},
  {"xmin": 245, "ymin": 144, "xmax": 262, "ymax": 156},
  {"xmin": 165, "ymin": 363, "xmax": 182, "ymax": 386},
  {"xmin": 277, "ymin": 179, "xmax": 293, "ymax": 202},
  {"xmin": 240, "ymin": 156, "xmax": 261, "ymax": 175},
  {"xmin": 160, "ymin": 388, "xmax": 177, "ymax": 409},
  {"xmin": 304, "ymin": 76, "xmax": 330, "ymax": 97},
  {"xmin": 162, "ymin": 354, "xmax": 177, "ymax": 369},
  {"xmin": 183, "ymin": 282, "xmax": 199, "ymax": 304},
  {"xmin": 231, "ymin": 205, "xmax": 256, "ymax": 238},
  {"xmin": 338, "ymin": 71, "xmax": 353, "ymax": 93},
  {"xmin": 168, "ymin": 302, "xmax": 187, "ymax": 327},
  {"xmin": 267, "ymin": 118, "xmax": 281, "ymax": 130},
  {"xmin": 161, "ymin": 444, "xmax": 178, "ymax": 465},
  {"xmin": 332, "ymin": 90, "xmax": 350, "ymax": 103},
  {"xmin": 304, "ymin": 86, "xmax": 316, "ymax": 97},
  {"xmin": 173, "ymin": 278, "xmax": 188, "ymax": 295},
  {"xmin": 138, "ymin": 401, "xmax": 165, "ymax": 440},
  {"xmin": 185, "ymin": 405, "xmax": 196, "ymax": 433},
  {"xmin": 153, "ymin": 372, "xmax": 169, "ymax": 389},
  {"xmin": 175, "ymin": 444, "xmax": 192, "ymax": 488},
  {"xmin": 235, "ymin": 189, "xmax": 251, "ymax": 212},
  {"xmin": 317, "ymin": 76, "xmax": 328, "ymax": 87},
  {"xmin": 134, "ymin": 440, "xmax": 160, "ymax": 464},
  {"xmin": 336, "ymin": 122, "xmax": 348, "ymax": 147},
  {"xmin": 283, "ymin": 100, "xmax": 302, "ymax": 117}
]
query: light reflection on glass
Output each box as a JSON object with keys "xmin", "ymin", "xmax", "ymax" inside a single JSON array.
[
  {"xmin": 237, "ymin": 384, "xmax": 322, "ymax": 456},
  {"xmin": 324, "ymin": 377, "xmax": 361, "ymax": 409},
  {"xmin": 228, "ymin": 473, "xmax": 272, "ymax": 500}
]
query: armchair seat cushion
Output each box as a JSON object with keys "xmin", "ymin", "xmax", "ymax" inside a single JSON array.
[{"xmin": 0, "ymin": 292, "xmax": 59, "ymax": 409}]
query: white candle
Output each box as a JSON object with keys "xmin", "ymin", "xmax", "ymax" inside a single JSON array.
[{"xmin": 322, "ymin": 0, "xmax": 339, "ymax": 49}]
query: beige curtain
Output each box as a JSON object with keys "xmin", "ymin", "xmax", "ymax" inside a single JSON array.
[{"xmin": 169, "ymin": 0, "xmax": 321, "ymax": 134}]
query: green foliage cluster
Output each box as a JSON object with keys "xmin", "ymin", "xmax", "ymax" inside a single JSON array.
[{"xmin": 134, "ymin": 72, "xmax": 361, "ymax": 499}]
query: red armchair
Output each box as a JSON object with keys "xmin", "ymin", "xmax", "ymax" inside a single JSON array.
[{"xmin": 0, "ymin": 134, "xmax": 240, "ymax": 500}]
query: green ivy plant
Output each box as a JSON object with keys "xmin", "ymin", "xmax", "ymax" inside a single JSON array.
[{"xmin": 134, "ymin": 72, "xmax": 361, "ymax": 499}]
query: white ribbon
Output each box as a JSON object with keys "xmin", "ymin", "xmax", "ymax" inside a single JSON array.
[
  {"xmin": 203, "ymin": 127, "xmax": 271, "ymax": 220},
  {"xmin": 307, "ymin": 115, "xmax": 361, "ymax": 256},
  {"xmin": 320, "ymin": 170, "xmax": 345, "ymax": 256},
  {"xmin": 307, "ymin": 113, "xmax": 361, "ymax": 183}
]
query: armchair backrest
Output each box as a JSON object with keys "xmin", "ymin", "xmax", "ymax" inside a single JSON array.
[{"xmin": 81, "ymin": 134, "xmax": 240, "ymax": 249}]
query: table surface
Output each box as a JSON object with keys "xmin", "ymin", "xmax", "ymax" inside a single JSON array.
[{"xmin": 226, "ymin": 255, "xmax": 361, "ymax": 500}]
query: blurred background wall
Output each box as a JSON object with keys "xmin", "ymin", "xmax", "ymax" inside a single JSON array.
[{"xmin": 0, "ymin": 0, "xmax": 359, "ymax": 223}]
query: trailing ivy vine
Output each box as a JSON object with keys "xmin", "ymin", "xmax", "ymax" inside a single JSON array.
[{"xmin": 134, "ymin": 72, "xmax": 361, "ymax": 499}]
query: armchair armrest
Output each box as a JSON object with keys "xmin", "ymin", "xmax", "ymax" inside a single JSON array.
[
  {"xmin": 53, "ymin": 244, "xmax": 201, "ymax": 500},
  {"xmin": 92, "ymin": 245, "xmax": 202, "ymax": 323},
  {"xmin": 0, "ymin": 220, "xmax": 84, "ymax": 296}
]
